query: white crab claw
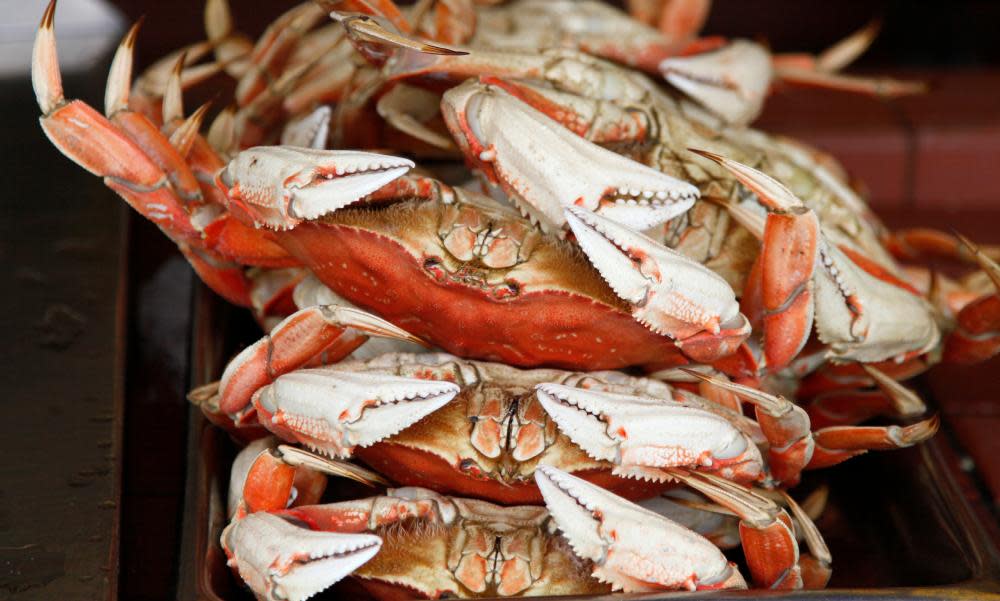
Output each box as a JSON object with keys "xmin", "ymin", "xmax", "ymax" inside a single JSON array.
[
  {"xmin": 254, "ymin": 368, "xmax": 459, "ymax": 457},
  {"xmin": 564, "ymin": 206, "xmax": 746, "ymax": 341},
  {"xmin": 535, "ymin": 383, "xmax": 761, "ymax": 482},
  {"xmin": 218, "ymin": 147, "xmax": 414, "ymax": 229},
  {"xmin": 660, "ymin": 40, "xmax": 772, "ymax": 126},
  {"xmin": 535, "ymin": 466, "xmax": 746, "ymax": 592},
  {"xmin": 222, "ymin": 512, "xmax": 381, "ymax": 601},
  {"xmin": 813, "ymin": 242, "xmax": 940, "ymax": 362},
  {"xmin": 441, "ymin": 79, "xmax": 698, "ymax": 232}
]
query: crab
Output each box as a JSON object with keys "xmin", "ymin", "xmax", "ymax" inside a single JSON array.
[
  {"xmin": 686, "ymin": 152, "xmax": 999, "ymax": 406},
  {"xmin": 300, "ymin": 0, "xmax": 923, "ymax": 127},
  {"xmin": 330, "ymin": 19, "xmax": 943, "ymax": 358},
  {"xmin": 190, "ymin": 309, "xmax": 937, "ymax": 508},
  {"xmin": 36, "ymin": 3, "xmax": 764, "ymax": 374},
  {"xmin": 223, "ymin": 447, "xmax": 843, "ymax": 598},
  {"xmin": 216, "ymin": 161, "xmax": 756, "ymax": 371}
]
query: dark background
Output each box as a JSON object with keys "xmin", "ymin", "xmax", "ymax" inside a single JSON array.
[{"xmin": 3, "ymin": 1, "xmax": 1000, "ymax": 600}]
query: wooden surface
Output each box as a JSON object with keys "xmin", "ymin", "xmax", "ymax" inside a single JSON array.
[{"xmin": 1, "ymin": 74, "xmax": 124, "ymax": 600}]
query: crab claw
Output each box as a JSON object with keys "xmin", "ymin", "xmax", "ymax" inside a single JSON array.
[
  {"xmin": 217, "ymin": 147, "xmax": 414, "ymax": 229},
  {"xmin": 564, "ymin": 206, "xmax": 749, "ymax": 359},
  {"xmin": 660, "ymin": 40, "xmax": 772, "ymax": 126},
  {"xmin": 535, "ymin": 465, "xmax": 746, "ymax": 592},
  {"xmin": 222, "ymin": 512, "xmax": 381, "ymax": 601},
  {"xmin": 253, "ymin": 368, "xmax": 459, "ymax": 458},
  {"xmin": 535, "ymin": 383, "xmax": 762, "ymax": 483},
  {"xmin": 218, "ymin": 305, "xmax": 426, "ymax": 416},
  {"xmin": 441, "ymin": 79, "xmax": 699, "ymax": 233}
]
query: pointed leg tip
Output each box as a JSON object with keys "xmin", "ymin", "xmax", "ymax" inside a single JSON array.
[
  {"xmin": 123, "ymin": 17, "xmax": 143, "ymax": 48},
  {"xmin": 33, "ymin": 0, "xmax": 64, "ymax": 115},
  {"xmin": 911, "ymin": 414, "xmax": 941, "ymax": 441},
  {"xmin": 688, "ymin": 147, "xmax": 723, "ymax": 163},
  {"xmin": 41, "ymin": 0, "xmax": 56, "ymax": 29}
]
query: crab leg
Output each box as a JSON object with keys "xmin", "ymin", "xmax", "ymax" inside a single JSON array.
[
  {"xmin": 535, "ymin": 465, "xmax": 746, "ymax": 592},
  {"xmin": 681, "ymin": 370, "xmax": 813, "ymax": 486},
  {"xmin": 772, "ymin": 20, "xmax": 926, "ymax": 99},
  {"xmin": 804, "ymin": 364, "xmax": 928, "ymax": 428},
  {"xmin": 104, "ymin": 26, "xmax": 205, "ymax": 209},
  {"xmin": 626, "ymin": 0, "xmax": 711, "ymax": 39},
  {"xmin": 807, "ymin": 415, "xmax": 940, "ymax": 470},
  {"xmin": 670, "ymin": 470, "xmax": 805, "ymax": 589},
  {"xmin": 943, "ymin": 236, "xmax": 1000, "ymax": 364},
  {"xmin": 32, "ymin": 2, "xmax": 260, "ymax": 307},
  {"xmin": 534, "ymin": 383, "xmax": 763, "ymax": 483},
  {"xmin": 685, "ymin": 370, "xmax": 937, "ymax": 481},
  {"xmin": 563, "ymin": 205, "xmax": 750, "ymax": 362},
  {"xmin": 125, "ymin": 32, "xmax": 303, "ymax": 272},
  {"xmin": 779, "ymin": 490, "xmax": 832, "ymax": 589},
  {"xmin": 218, "ymin": 305, "xmax": 426, "ymax": 415},
  {"xmin": 34, "ymin": 1, "xmax": 197, "ymax": 243},
  {"xmin": 237, "ymin": 444, "xmax": 387, "ymax": 516},
  {"xmin": 232, "ymin": 3, "xmax": 327, "ymax": 107}
]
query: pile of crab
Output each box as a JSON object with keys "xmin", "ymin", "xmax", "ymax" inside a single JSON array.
[{"xmin": 34, "ymin": 0, "xmax": 1000, "ymax": 598}]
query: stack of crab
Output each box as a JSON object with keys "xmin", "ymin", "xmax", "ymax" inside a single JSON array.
[{"xmin": 33, "ymin": 0, "xmax": 1000, "ymax": 598}]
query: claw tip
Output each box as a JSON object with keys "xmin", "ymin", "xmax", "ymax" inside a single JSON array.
[{"xmin": 41, "ymin": 0, "xmax": 56, "ymax": 29}]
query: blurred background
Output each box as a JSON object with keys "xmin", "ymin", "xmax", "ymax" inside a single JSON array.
[{"xmin": 2, "ymin": 1, "xmax": 999, "ymax": 600}]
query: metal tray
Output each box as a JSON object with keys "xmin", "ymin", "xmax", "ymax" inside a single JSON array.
[{"xmin": 177, "ymin": 285, "xmax": 1000, "ymax": 600}]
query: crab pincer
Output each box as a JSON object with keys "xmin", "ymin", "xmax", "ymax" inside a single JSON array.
[
  {"xmin": 534, "ymin": 383, "xmax": 763, "ymax": 483},
  {"xmin": 535, "ymin": 465, "xmax": 746, "ymax": 592},
  {"xmin": 253, "ymin": 368, "xmax": 460, "ymax": 458},
  {"xmin": 222, "ymin": 512, "xmax": 382, "ymax": 601},
  {"xmin": 563, "ymin": 205, "xmax": 751, "ymax": 361},
  {"xmin": 216, "ymin": 146, "xmax": 415, "ymax": 230},
  {"xmin": 441, "ymin": 79, "xmax": 700, "ymax": 233}
]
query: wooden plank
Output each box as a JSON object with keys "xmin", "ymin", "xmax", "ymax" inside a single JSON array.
[{"xmin": 0, "ymin": 73, "xmax": 124, "ymax": 600}]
